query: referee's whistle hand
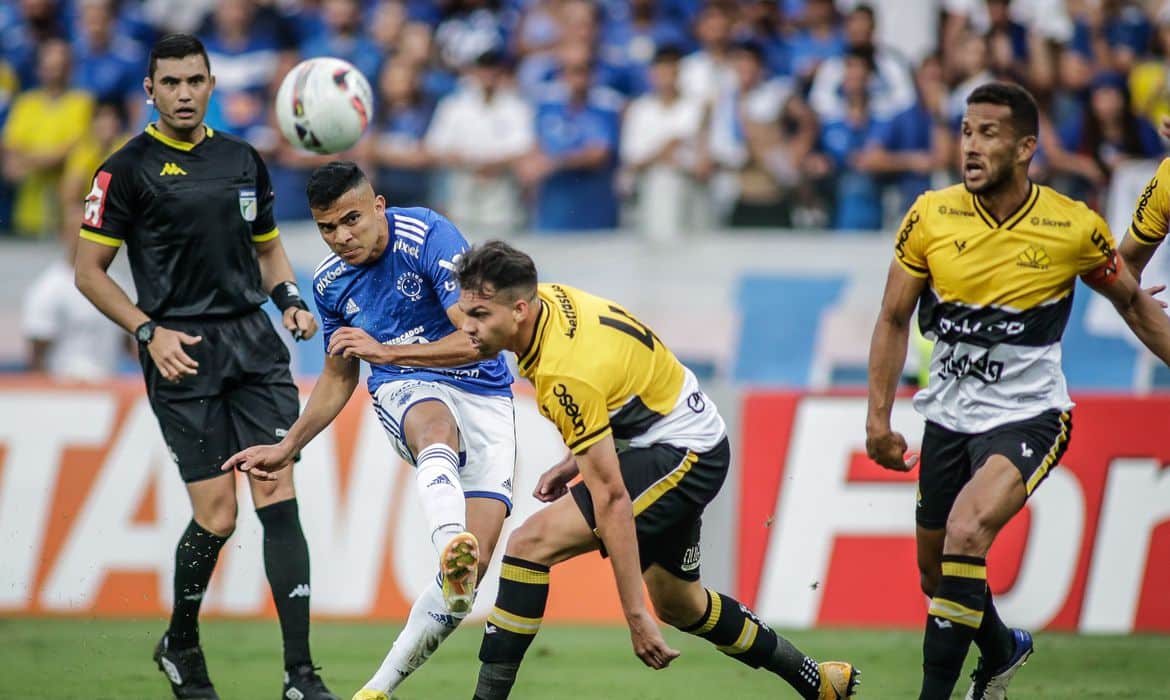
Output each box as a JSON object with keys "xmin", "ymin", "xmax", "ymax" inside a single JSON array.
[
  {"xmin": 865, "ymin": 430, "xmax": 918, "ymax": 472},
  {"xmin": 284, "ymin": 307, "xmax": 319, "ymax": 341},
  {"xmin": 148, "ymin": 327, "xmax": 202, "ymax": 383}
]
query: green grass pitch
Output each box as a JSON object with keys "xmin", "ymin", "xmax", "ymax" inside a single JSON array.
[{"xmin": 0, "ymin": 618, "xmax": 1163, "ymax": 698}]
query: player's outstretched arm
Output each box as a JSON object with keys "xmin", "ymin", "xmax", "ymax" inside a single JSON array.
[
  {"xmin": 576, "ymin": 436, "xmax": 680, "ymax": 670},
  {"xmin": 221, "ymin": 354, "xmax": 359, "ymax": 479},
  {"xmin": 866, "ymin": 259, "xmax": 927, "ymax": 472},
  {"xmin": 1086, "ymin": 261, "xmax": 1170, "ymax": 366}
]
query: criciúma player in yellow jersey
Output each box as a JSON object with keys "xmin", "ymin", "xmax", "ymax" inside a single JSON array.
[
  {"xmin": 1121, "ymin": 154, "xmax": 1170, "ymax": 282},
  {"xmin": 867, "ymin": 82, "xmax": 1170, "ymax": 700},
  {"xmin": 454, "ymin": 241, "xmax": 859, "ymax": 700}
]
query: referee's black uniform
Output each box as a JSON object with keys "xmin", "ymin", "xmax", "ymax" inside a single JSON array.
[
  {"xmin": 80, "ymin": 123, "xmax": 298, "ymax": 479},
  {"xmin": 80, "ymin": 121, "xmax": 336, "ymax": 699}
]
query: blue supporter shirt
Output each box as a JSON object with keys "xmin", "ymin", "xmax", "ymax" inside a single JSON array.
[
  {"xmin": 300, "ymin": 33, "xmax": 383, "ymax": 87},
  {"xmin": 313, "ymin": 206, "xmax": 513, "ymax": 397},
  {"xmin": 376, "ymin": 101, "xmax": 436, "ymax": 206},
  {"xmin": 871, "ymin": 103, "xmax": 933, "ymax": 213},
  {"xmin": 533, "ymin": 85, "xmax": 622, "ymax": 231},
  {"xmin": 72, "ymin": 37, "xmax": 144, "ymax": 103},
  {"xmin": 821, "ymin": 114, "xmax": 885, "ymax": 230}
]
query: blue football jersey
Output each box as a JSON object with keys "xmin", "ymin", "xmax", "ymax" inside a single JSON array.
[{"xmin": 312, "ymin": 207, "xmax": 513, "ymax": 397}]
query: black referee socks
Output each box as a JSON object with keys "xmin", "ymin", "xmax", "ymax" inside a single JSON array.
[
  {"xmin": 168, "ymin": 519, "xmax": 229, "ymax": 648},
  {"xmin": 257, "ymin": 498, "xmax": 313, "ymax": 669}
]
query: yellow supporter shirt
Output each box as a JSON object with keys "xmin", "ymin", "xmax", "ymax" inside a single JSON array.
[{"xmin": 2, "ymin": 89, "xmax": 93, "ymax": 236}]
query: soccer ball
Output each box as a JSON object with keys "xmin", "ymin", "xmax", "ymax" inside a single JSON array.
[{"xmin": 275, "ymin": 57, "xmax": 374, "ymax": 154}]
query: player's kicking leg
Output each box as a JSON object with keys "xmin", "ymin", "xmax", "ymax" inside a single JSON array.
[
  {"xmin": 154, "ymin": 473, "xmax": 237, "ymax": 700},
  {"xmin": 355, "ymin": 389, "xmax": 512, "ymax": 699},
  {"xmin": 643, "ymin": 566, "xmax": 859, "ymax": 700}
]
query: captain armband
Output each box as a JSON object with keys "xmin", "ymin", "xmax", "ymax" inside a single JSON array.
[
  {"xmin": 1084, "ymin": 250, "xmax": 1123, "ymax": 287},
  {"xmin": 271, "ymin": 281, "xmax": 310, "ymax": 312}
]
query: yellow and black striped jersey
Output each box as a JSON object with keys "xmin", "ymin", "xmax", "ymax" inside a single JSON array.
[
  {"xmin": 1129, "ymin": 157, "xmax": 1170, "ymax": 247},
  {"xmin": 518, "ymin": 283, "xmax": 725, "ymax": 454},
  {"xmin": 895, "ymin": 183, "xmax": 1117, "ymax": 432}
]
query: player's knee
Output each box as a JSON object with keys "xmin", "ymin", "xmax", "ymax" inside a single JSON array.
[
  {"xmin": 503, "ymin": 520, "xmax": 553, "ymax": 565},
  {"xmin": 944, "ymin": 512, "xmax": 991, "ymax": 556},
  {"xmin": 651, "ymin": 594, "xmax": 704, "ymax": 629},
  {"xmin": 198, "ymin": 507, "xmax": 237, "ymax": 537}
]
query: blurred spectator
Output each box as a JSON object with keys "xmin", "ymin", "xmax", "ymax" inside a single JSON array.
[
  {"xmin": 736, "ymin": 0, "xmax": 790, "ymax": 77},
  {"xmin": 60, "ymin": 99, "xmax": 131, "ymax": 219},
  {"xmin": 22, "ymin": 227, "xmax": 131, "ymax": 382},
  {"xmin": 679, "ymin": 1, "xmax": 736, "ymax": 106},
  {"xmin": 1069, "ymin": 1, "xmax": 1152, "ymax": 76},
  {"xmin": 944, "ymin": 32, "xmax": 994, "ymax": 127},
  {"xmin": 787, "ymin": 0, "xmax": 845, "ymax": 84},
  {"xmin": 300, "ymin": 0, "xmax": 383, "ymax": 86},
  {"xmin": 397, "ymin": 21, "xmax": 459, "ymax": 100},
  {"xmin": 1055, "ymin": 71, "xmax": 1161, "ymax": 201},
  {"xmin": 425, "ymin": 48, "xmax": 533, "ymax": 234},
  {"xmin": 519, "ymin": 40, "xmax": 622, "ymax": 231},
  {"xmin": 434, "ymin": 0, "xmax": 511, "ymax": 72},
  {"xmin": 371, "ymin": 0, "xmax": 410, "ymax": 57},
  {"xmin": 707, "ymin": 40, "xmax": 813, "ymax": 227},
  {"xmin": 809, "ymin": 3, "xmax": 916, "ymax": 124},
  {"xmin": 1129, "ymin": 6, "xmax": 1170, "ymax": 131},
  {"xmin": 2, "ymin": 0, "xmax": 70, "ymax": 89},
  {"xmin": 198, "ymin": 0, "xmax": 297, "ymax": 147},
  {"xmin": 598, "ymin": 0, "xmax": 693, "ymax": 97},
  {"xmin": 371, "ymin": 60, "xmax": 436, "ymax": 208},
  {"xmin": 2, "ymin": 39, "xmax": 93, "ymax": 238},
  {"xmin": 813, "ymin": 46, "xmax": 886, "ymax": 230},
  {"xmin": 141, "ymin": 0, "xmax": 217, "ymax": 35},
  {"xmin": 519, "ymin": 0, "xmax": 630, "ymax": 99},
  {"xmin": 620, "ymin": 46, "xmax": 707, "ymax": 240},
  {"xmin": 72, "ymin": 0, "xmax": 146, "ymax": 126},
  {"xmin": 512, "ymin": 0, "xmax": 563, "ymax": 98}
]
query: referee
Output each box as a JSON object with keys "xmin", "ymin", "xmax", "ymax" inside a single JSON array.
[{"xmin": 74, "ymin": 34, "xmax": 337, "ymax": 700}]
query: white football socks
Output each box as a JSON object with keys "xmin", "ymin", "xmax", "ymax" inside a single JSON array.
[
  {"xmin": 414, "ymin": 443, "xmax": 466, "ymax": 552},
  {"xmin": 364, "ymin": 579, "xmax": 471, "ymax": 693}
]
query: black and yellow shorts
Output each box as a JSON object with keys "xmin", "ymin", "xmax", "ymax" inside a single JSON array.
[
  {"xmin": 917, "ymin": 409, "xmax": 1072, "ymax": 529},
  {"xmin": 570, "ymin": 437, "xmax": 730, "ymax": 581}
]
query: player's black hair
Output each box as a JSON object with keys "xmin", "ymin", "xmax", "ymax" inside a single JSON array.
[
  {"xmin": 148, "ymin": 33, "xmax": 210, "ymax": 80},
  {"xmin": 966, "ymin": 82, "xmax": 1040, "ymax": 139},
  {"xmin": 456, "ymin": 241, "xmax": 538, "ymax": 301},
  {"xmin": 306, "ymin": 161, "xmax": 368, "ymax": 210}
]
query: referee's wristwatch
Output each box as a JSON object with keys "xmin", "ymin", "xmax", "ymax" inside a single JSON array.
[{"xmin": 135, "ymin": 320, "xmax": 158, "ymax": 346}]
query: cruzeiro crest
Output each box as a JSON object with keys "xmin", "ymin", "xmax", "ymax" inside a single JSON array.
[{"xmin": 238, "ymin": 188, "xmax": 257, "ymax": 222}]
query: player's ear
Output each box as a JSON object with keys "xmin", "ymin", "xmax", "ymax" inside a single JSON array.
[
  {"xmin": 143, "ymin": 77, "xmax": 152, "ymax": 98},
  {"xmin": 1016, "ymin": 133, "xmax": 1037, "ymax": 165},
  {"xmin": 374, "ymin": 194, "xmax": 386, "ymax": 214}
]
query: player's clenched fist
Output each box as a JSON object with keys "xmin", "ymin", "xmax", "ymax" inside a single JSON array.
[
  {"xmin": 283, "ymin": 307, "xmax": 318, "ymax": 341},
  {"xmin": 865, "ymin": 429, "xmax": 919, "ymax": 472}
]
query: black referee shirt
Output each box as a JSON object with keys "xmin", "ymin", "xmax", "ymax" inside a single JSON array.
[{"xmin": 80, "ymin": 124, "xmax": 279, "ymax": 319}]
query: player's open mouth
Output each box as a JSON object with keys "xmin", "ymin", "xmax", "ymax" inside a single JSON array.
[
  {"xmin": 964, "ymin": 162, "xmax": 984, "ymax": 175},
  {"xmin": 174, "ymin": 108, "xmax": 196, "ymax": 118}
]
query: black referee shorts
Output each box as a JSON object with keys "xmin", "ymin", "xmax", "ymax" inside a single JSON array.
[
  {"xmin": 141, "ymin": 309, "xmax": 300, "ymax": 483},
  {"xmin": 917, "ymin": 409, "xmax": 1072, "ymax": 529},
  {"xmin": 570, "ymin": 437, "xmax": 730, "ymax": 582}
]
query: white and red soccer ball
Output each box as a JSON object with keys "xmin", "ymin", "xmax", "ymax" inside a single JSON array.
[{"xmin": 275, "ymin": 57, "xmax": 374, "ymax": 154}]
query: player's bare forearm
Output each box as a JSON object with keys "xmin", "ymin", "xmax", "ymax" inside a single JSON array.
[
  {"xmin": 577, "ymin": 440, "xmax": 650, "ymax": 620},
  {"xmin": 867, "ymin": 314, "xmax": 910, "ymax": 434},
  {"xmin": 378, "ymin": 330, "xmax": 486, "ymax": 367},
  {"xmin": 1118, "ymin": 288, "xmax": 1170, "ymax": 366},
  {"xmin": 254, "ymin": 236, "xmax": 298, "ymax": 291},
  {"xmin": 280, "ymin": 355, "xmax": 359, "ymax": 453},
  {"xmin": 74, "ymin": 239, "xmax": 150, "ymax": 333},
  {"xmin": 1118, "ymin": 234, "xmax": 1158, "ymax": 284},
  {"xmin": 866, "ymin": 261, "xmax": 925, "ymax": 435}
]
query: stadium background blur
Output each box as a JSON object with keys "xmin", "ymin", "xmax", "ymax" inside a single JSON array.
[{"xmin": 2, "ymin": 0, "xmax": 1170, "ymax": 697}]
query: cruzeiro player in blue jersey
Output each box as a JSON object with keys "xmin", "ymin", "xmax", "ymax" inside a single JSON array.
[{"xmin": 223, "ymin": 161, "xmax": 516, "ymax": 700}]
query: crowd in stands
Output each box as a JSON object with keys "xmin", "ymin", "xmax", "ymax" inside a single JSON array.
[{"xmin": 2, "ymin": 0, "xmax": 1170, "ymax": 240}]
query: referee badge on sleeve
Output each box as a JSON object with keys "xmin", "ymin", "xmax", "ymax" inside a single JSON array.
[{"xmin": 239, "ymin": 188, "xmax": 257, "ymax": 222}]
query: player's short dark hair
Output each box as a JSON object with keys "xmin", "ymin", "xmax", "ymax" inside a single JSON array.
[
  {"xmin": 966, "ymin": 82, "xmax": 1039, "ymax": 138},
  {"xmin": 148, "ymin": 33, "xmax": 210, "ymax": 79},
  {"xmin": 456, "ymin": 241, "xmax": 538, "ymax": 302},
  {"xmin": 306, "ymin": 161, "xmax": 368, "ymax": 210}
]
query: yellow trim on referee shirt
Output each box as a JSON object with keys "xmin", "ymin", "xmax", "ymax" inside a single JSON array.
[
  {"xmin": 79, "ymin": 228, "xmax": 122, "ymax": 248},
  {"xmin": 694, "ymin": 589, "xmax": 723, "ymax": 635},
  {"xmin": 928, "ymin": 598, "xmax": 985, "ymax": 629},
  {"xmin": 941, "ymin": 561, "xmax": 987, "ymax": 580},
  {"xmin": 632, "ymin": 451, "xmax": 698, "ymax": 517},
  {"xmin": 251, "ymin": 227, "xmax": 280, "ymax": 243},
  {"xmin": 1026, "ymin": 411, "xmax": 1071, "ymax": 494},
  {"xmin": 487, "ymin": 607, "xmax": 543, "ymax": 635},
  {"xmin": 146, "ymin": 123, "xmax": 213, "ymax": 151},
  {"xmin": 500, "ymin": 562, "xmax": 550, "ymax": 585}
]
